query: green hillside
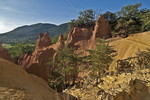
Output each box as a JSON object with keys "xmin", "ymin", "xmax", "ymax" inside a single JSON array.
[{"xmin": 0, "ymin": 23, "xmax": 68, "ymax": 44}]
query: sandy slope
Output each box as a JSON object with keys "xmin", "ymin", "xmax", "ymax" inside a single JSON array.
[
  {"xmin": 110, "ymin": 31, "xmax": 150, "ymax": 69},
  {"xmin": 0, "ymin": 58, "xmax": 61, "ymax": 100}
]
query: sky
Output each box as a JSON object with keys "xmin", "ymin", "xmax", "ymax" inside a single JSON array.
[{"xmin": 0, "ymin": 0, "xmax": 149, "ymax": 33}]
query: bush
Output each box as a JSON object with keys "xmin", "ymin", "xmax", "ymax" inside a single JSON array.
[{"xmin": 8, "ymin": 43, "xmax": 35, "ymax": 62}]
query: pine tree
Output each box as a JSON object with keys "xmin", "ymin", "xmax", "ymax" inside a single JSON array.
[
  {"xmin": 86, "ymin": 39, "xmax": 116, "ymax": 81},
  {"xmin": 48, "ymin": 45, "xmax": 82, "ymax": 92}
]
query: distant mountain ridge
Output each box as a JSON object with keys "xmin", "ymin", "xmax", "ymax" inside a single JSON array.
[{"xmin": 0, "ymin": 23, "xmax": 69, "ymax": 44}]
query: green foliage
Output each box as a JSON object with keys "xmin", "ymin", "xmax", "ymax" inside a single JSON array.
[
  {"xmin": 2, "ymin": 44, "xmax": 13, "ymax": 49},
  {"xmin": 107, "ymin": 4, "xmax": 150, "ymax": 35},
  {"xmin": 115, "ymin": 18, "xmax": 141, "ymax": 35},
  {"xmin": 0, "ymin": 23, "xmax": 69, "ymax": 44},
  {"xmin": 86, "ymin": 39, "xmax": 116, "ymax": 80},
  {"xmin": 117, "ymin": 3, "xmax": 141, "ymax": 18},
  {"xmin": 141, "ymin": 10, "xmax": 150, "ymax": 31},
  {"xmin": 103, "ymin": 11, "xmax": 117, "ymax": 21},
  {"xmin": 114, "ymin": 3, "xmax": 148, "ymax": 36},
  {"xmin": 64, "ymin": 31, "xmax": 69, "ymax": 40},
  {"xmin": 48, "ymin": 45, "xmax": 82, "ymax": 92},
  {"xmin": 48, "ymin": 71, "xmax": 64, "ymax": 92},
  {"xmin": 68, "ymin": 9, "xmax": 99, "ymax": 29},
  {"xmin": 8, "ymin": 43, "xmax": 35, "ymax": 62},
  {"xmin": 51, "ymin": 36, "xmax": 59, "ymax": 44}
]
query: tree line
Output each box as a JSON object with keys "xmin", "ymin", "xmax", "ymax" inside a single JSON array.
[{"xmin": 69, "ymin": 3, "xmax": 150, "ymax": 37}]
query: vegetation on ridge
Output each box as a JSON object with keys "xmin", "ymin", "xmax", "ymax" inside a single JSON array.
[
  {"xmin": 0, "ymin": 23, "xmax": 69, "ymax": 44},
  {"xmin": 7, "ymin": 43, "xmax": 35, "ymax": 62},
  {"xmin": 48, "ymin": 45, "xmax": 83, "ymax": 92}
]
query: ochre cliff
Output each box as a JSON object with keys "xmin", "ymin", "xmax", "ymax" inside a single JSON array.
[
  {"xmin": 67, "ymin": 15, "xmax": 112, "ymax": 56},
  {"xmin": 92, "ymin": 15, "xmax": 112, "ymax": 40},
  {"xmin": 35, "ymin": 32, "xmax": 51, "ymax": 49},
  {"xmin": 0, "ymin": 41, "xmax": 12, "ymax": 61}
]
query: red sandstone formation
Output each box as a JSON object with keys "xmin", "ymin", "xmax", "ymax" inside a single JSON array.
[
  {"xmin": 92, "ymin": 15, "xmax": 112, "ymax": 40},
  {"xmin": 0, "ymin": 41, "xmax": 12, "ymax": 61},
  {"xmin": 26, "ymin": 63, "xmax": 49, "ymax": 81},
  {"xmin": 52, "ymin": 34, "xmax": 65, "ymax": 50},
  {"xmin": 67, "ymin": 27, "xmax": 93, "ymax": 42},
  {"xmin": 18, "ymin": 32, "xmax": 65, "ymax": 81},
  {"xmin": 35, "ymin": 32, "xmax": 51, "ymax": 49},
  {"xmin": 18, "ymin": 46, "xmax": 55, "ymax": 81},
  {"xmin": 67, "ymin": 27, "xmax": 94, "ymax": 56},
  {"xmin": 66, "ymin": 15, "xmax": 112, "ymax": 56},
  {"xmin": 18, "ymin": 15, "xmax": 112, "ymax": 80}
]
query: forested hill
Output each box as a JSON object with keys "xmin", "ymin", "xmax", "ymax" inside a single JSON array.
[{"xmin": 0, "ymin": 23, "xmax": 68, "ymax": 44}]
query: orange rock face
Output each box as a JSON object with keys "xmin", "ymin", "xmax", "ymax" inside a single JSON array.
[
  {"xmin": 92, "ymin": 15, "xmax": 112, "ymax": 40},
  {"xmin": 68, "ymin": 27, "xmax": 93, "ymax": 42},
  {"xmin": 18, "ymin": 32, "xmax": 65, "ymax": 81},
  {"xmin": 67, "ymin": 27, "xmax": 95, "ymax": 56},
  {"xmin": 0, "ymin": 41, "xmax": 12, "ymax": 61},
  {"xmin": 35, "ymin": 32, "xmax": 51, "ymax": 49},
  {"xmin": 67, "ymin": 15, "xmax": 112, "ymax": 56},
  {"xmin": 26, "ymin": 63, "xmax": 49, "ymax": 81},
  {"xmin": 52, "ymin": 34, "xmax": 65, "ymax": 50}
]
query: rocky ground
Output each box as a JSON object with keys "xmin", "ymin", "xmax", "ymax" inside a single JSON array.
[
  {"xmin": 64, "ymin": 69, "xmax": 150, "ymax": 100},
  {"xmin": 0, "ymin": 87, "xmax": 32, "ymax": 100}
]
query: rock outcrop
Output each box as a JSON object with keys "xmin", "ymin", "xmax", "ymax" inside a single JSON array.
[
  {"xmin": 35, "ymin": 32, "xmax": 51, "ymax": 49},
  {"xmin": 68, "ymin": 27, "xmax": 93, "ymax": 42},
  {"xmin": 0, "ymin": 41, "xmax": 12, "ymax": 61},
  {"xmin": 18, "ymin": 32, "xmax": 66, "ymax": 81},
  {"xmin": 67, "ymin": 15, "xmax": 112, "ymax": 56},
  {"xmin": 64, "ymin": 68, "xmax": 150, "ymax": 100},
  {"xmin": 26, "ymin": 63, "xmax": 49, "ymax": 81},
  {"xmin": 114, "ymin": 79, "xmax": 150, "ymax": 100},
  {"xmin": 92, "ymin": 15, "xmax": 112, "ymax": 40},
  {"xmin": 67, "ymin": 27, "xmax": 95, "ymax": 56},
  {"xmin": 52, "ymin": 34, "xmax": 65, "ymax": 50},
  {"xmin": 0, "ymin": 58, "xmax": 61, "ymax": 100},
  {"xmin": 18, "ymin": 47, "xmax": 55, "ymax": 81}
]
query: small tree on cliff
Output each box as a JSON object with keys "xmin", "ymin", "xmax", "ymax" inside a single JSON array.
[
  {"xmin": 68, "ymin": 9, "xmax": 100, "ymax": 29},
  {"xmin": 86, "ymin": 39, "xmax": 116, "ymax": 81},
  {"xmin": 141, "ymin": 10, "xmax": 150, "ymax": 31},
  {"xmin": 48, "ymin": 45, "xmax": 82, "ymax": 92}
]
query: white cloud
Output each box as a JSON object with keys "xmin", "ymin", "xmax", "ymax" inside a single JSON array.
[
  {"xmin": 0, "ymin": 19, "xmax": 17, "ymax": 33},
  {"xmin": 0, "ymin": 22, "xmax": 10, "ymax": 33},
  {"xmin": 0, "ymin": 1, "xmax": 35, "ymax": 33}
]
